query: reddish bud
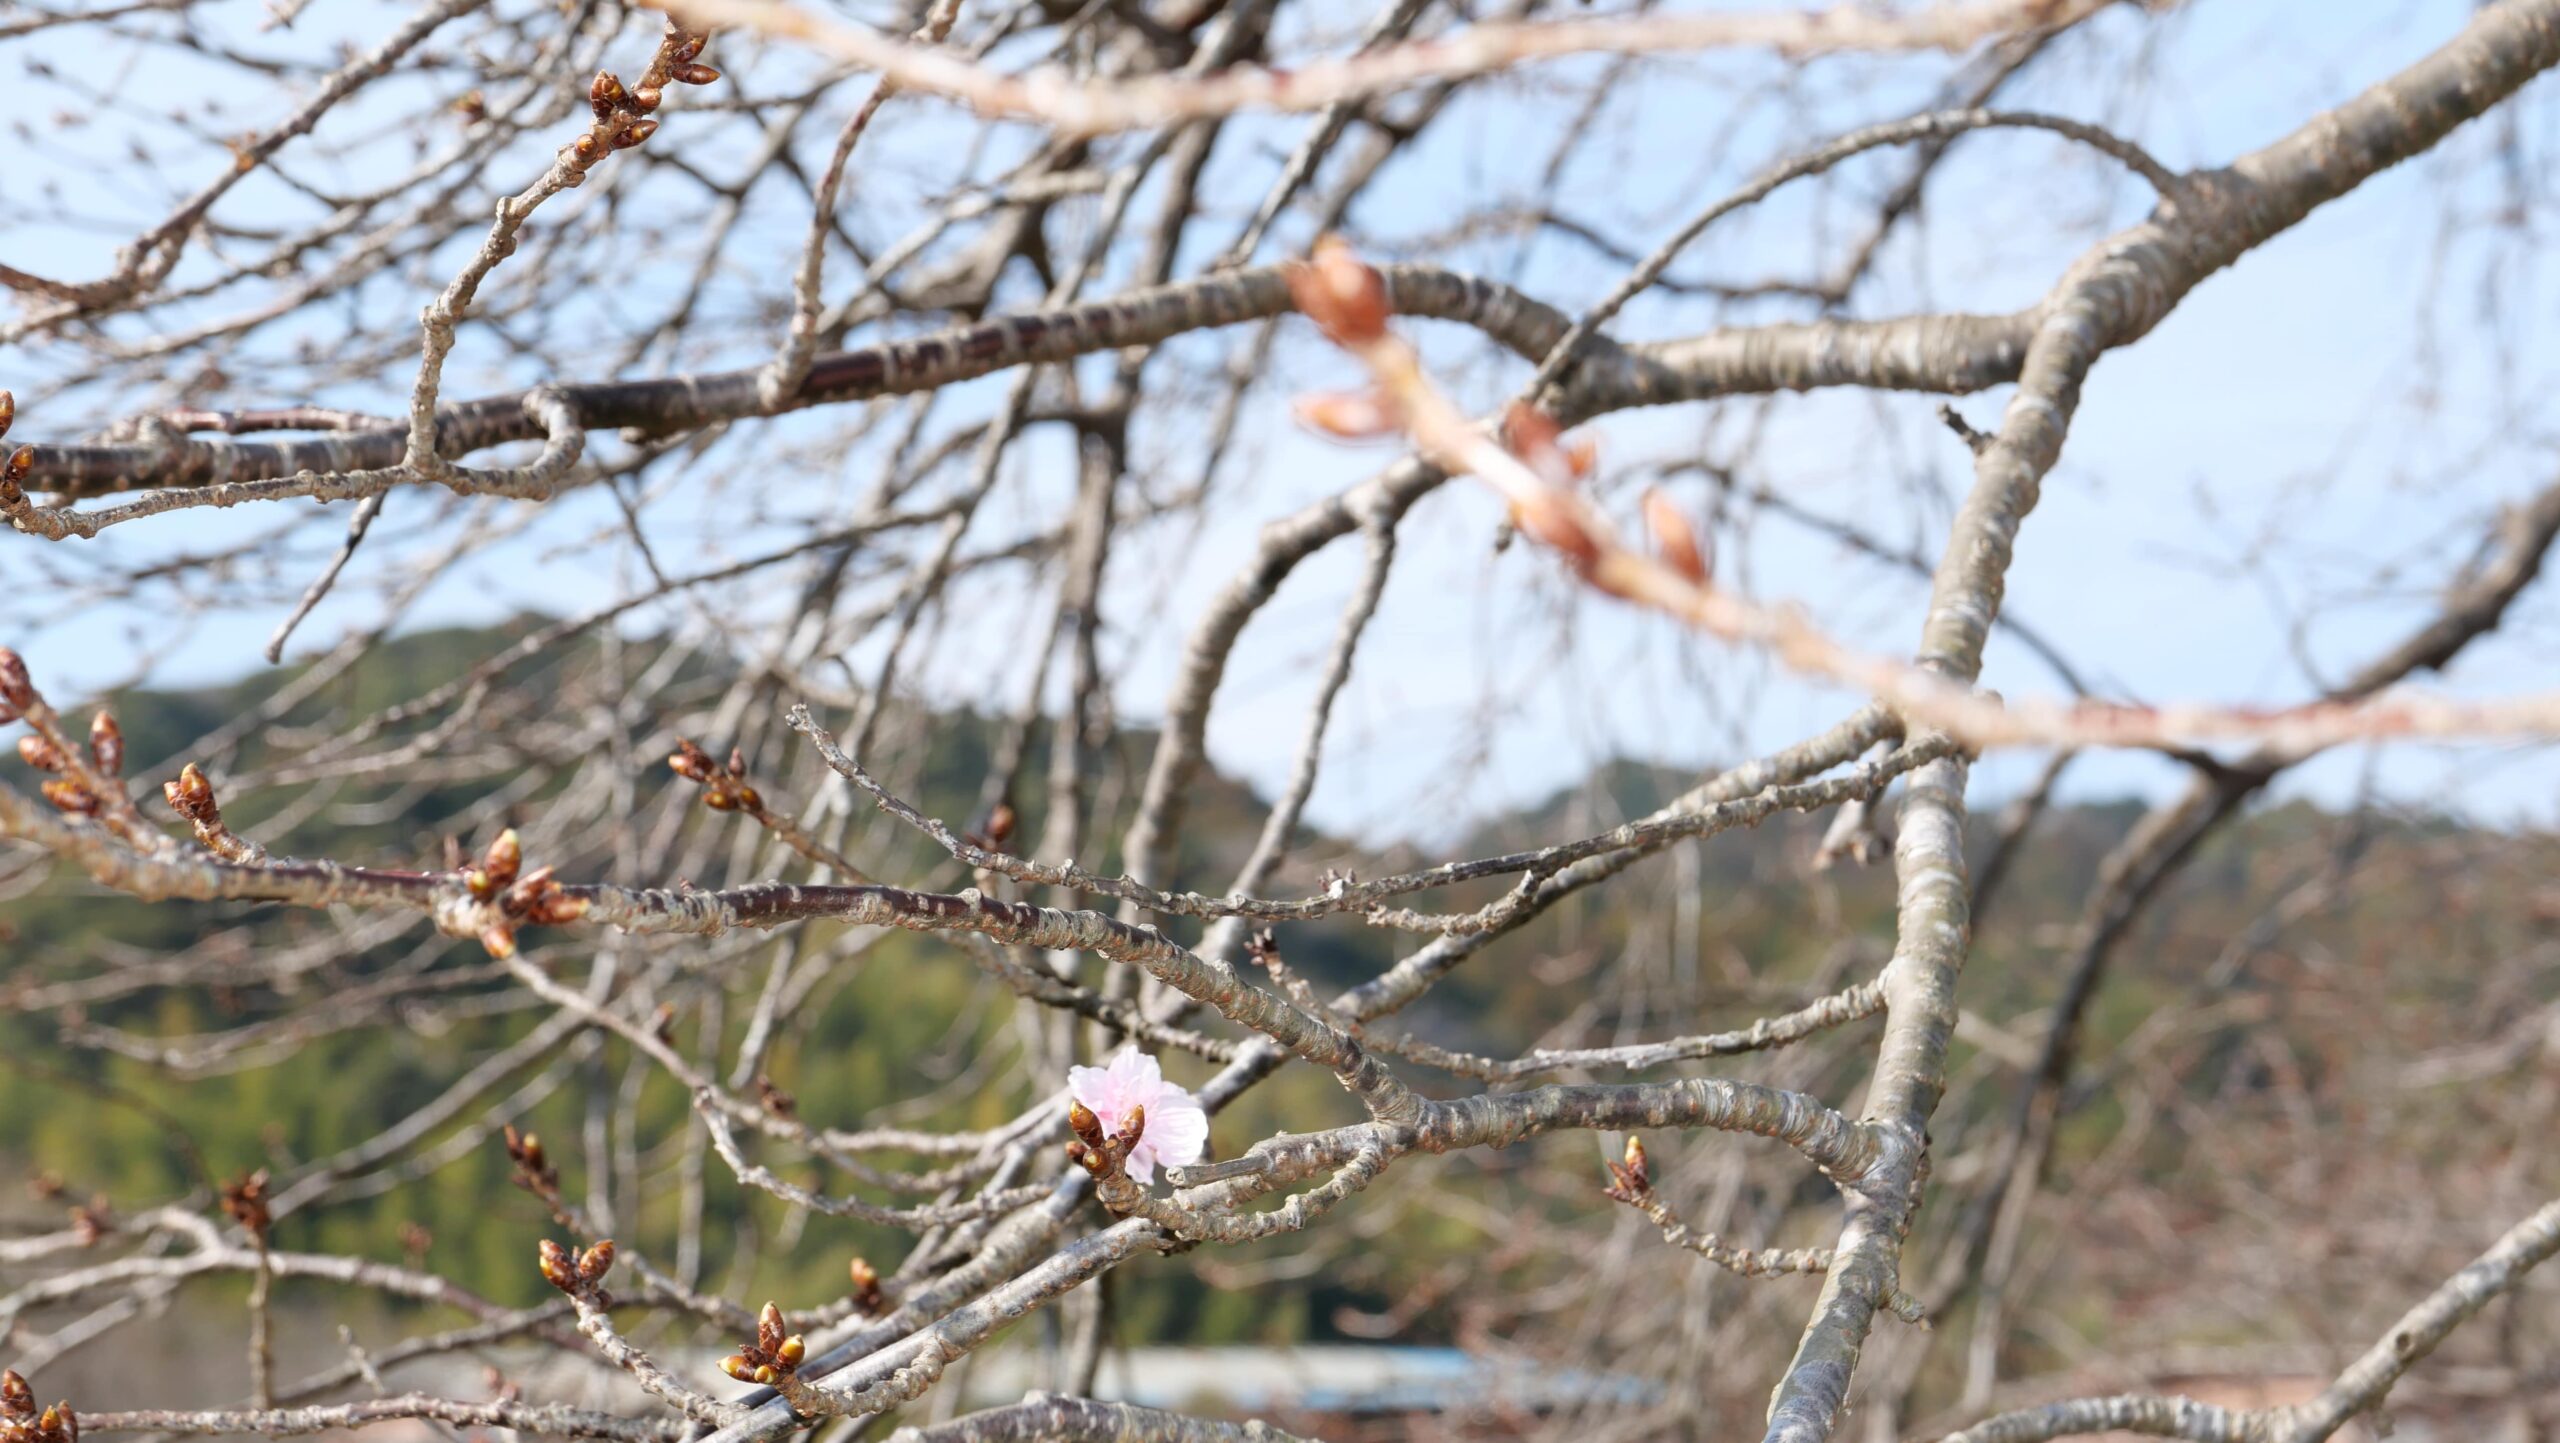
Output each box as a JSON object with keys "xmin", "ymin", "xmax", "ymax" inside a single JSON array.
[
  {"xmin": 0, "ymin": 649, "xmax": 32, "ymax": 711},
  {"xmin": 633, "ymin": 85, "xmax": 663, "ymax": 112},
  {"xmin": 3, "ymin": 445, "xmax": 30, "ymax": 487},
  {"xmin": 1, "ymin": 1370, "xmax": 32, "ymax": 1417},
  {"xmin": 1286, "ymin": 236, "xmax": 1390, "ymax": 347},
  {"xmin": 571, "ymin": 134, "xmax": 600, "ymax": 161},
  {"xmin": 0, "ymin": 391, "xmax": 14, "ymax": 442},
  {"xmin": 674, "ymin": 62, "xmax": 720, "ymax": 86},
  {"xmin": 1501, "ymin": 402, "xmax": 1587, "ymax": 488},
  {"xmin": 18, "ymin": 734, "xmax": 66, "ymax": 772},
  {"xmin": 578, "ymin": 1238, "xmax": 615, "ymax": 1283},
  {"xmin": 1642, "ymin": 489, "xmax": 1711, "ymax": 585},
  {"xmin": 668, "ymin": 740, "xmax": 717, "ymax": 783},
  {"xmin": 164, "ymin": 762, "xmax": 218, "ymax": 821},
  {"xmin": 672, "ymin": 34, "xmax": 705, "ymax": 64},
  {"xmin": 759, "ymin": 1301, "xmax": 785, "ymax": 1353},
  {"xmin": 589, "ymin": 71, "xmax": 627, "ymax": 122},
  {"xmin": 614, "ymin": 119, "xmax": 660, "ymax": 150},
  {"xmin": 87, "ymin": 711, "xmax": 122, "ymax": 777},
  {"xmin": 1067, "ymin": 1099, "xmax": 1105, "ymax": 1149},
  {"xmin": 720, "ymin": 1355, "xmax": 755, "ymax": 1382}
]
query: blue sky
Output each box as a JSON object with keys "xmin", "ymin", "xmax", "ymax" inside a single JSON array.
[{"xmin": 6, "ymin": 0, "xmax": 2557, "ymax": 846}]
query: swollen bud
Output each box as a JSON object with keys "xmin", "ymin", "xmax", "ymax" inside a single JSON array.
[
  {"xmin": 589, "ymin": 71, "xmax": 628, "ymax": 122},
  {"xmin": 537, "ymin": 1238, "xmax": 575, "ymax": 1291},
  {"xmin": 0, "ymin": 391, "xmax": 14, "ymax": 442},
  {"xmin": 165, "ymin": 762, "xmax": 218, "ymax": 821},
  {"xmin": 2, "ymin": 1370, "xmax": 32, "ymax": 1417},
  {"xmin": 1066, "ymin": 1099, "xmax": 1104, "ymax": 1148},
  {"xmin": 614, "ymin": 119, "xmax": 660, "ymax": 150},
  {"xmin": 0, "ymin": 649, "xmax": 32, "ymax": 711},
  {"xmin": 674, "ymin": 62, "xmax": 720, "ymax": 86},
  {"xmin": 759, "ymin": 1301, "xmax": 786, "ymax": 1353},
  {"xmin": 720, "ymin": 1355, "xmax": 754, "ymax": 1382},
  {"xmin": 87, "ymin": 711, "xmax": 123, "ymax": 777},
  {"xmin": 1285, "ymin": 236, "xmax": 1390, "ymax": 347},
  {"xmin": 19, "ymin": 734, "xmax": 66, "ymax": 772}
]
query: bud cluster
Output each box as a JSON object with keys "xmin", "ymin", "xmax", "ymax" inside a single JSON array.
[
  {"xmin": 0, "ymin": 649, "xmax": 131, "ymax": 823},
  {"xmin": 569, "ymin": 27, "xmax": 715, "ymax": 165},
  {"xmin": 719, "ymin": 1301, "xmax": 807, "ymax": 1386},
  {"xmin": 1063, "ymin": 1098, "xmax": 1147, "ymax": 1185},
  {"xmin": 458, "ymin": 828, "xmax": 589, "ymax": 958},
  {"xmin": 0, "ymin": 1371, "xmax": 74, "ymax": 1443},
  {"xmin": 536, "ymin": 1237, "xmax": 616, "ymax": 1300},
  {"xmin": 667, "ymin": 738, "xmax": 764, "ymax": 813},
  {"xmin": 219, "ymin": 1168, "xmax": 273, "ymax": 1243},
  {"xmin": 503, "ymin": 1125, "xmax": 565, "ymax": 1213},
  {"xmin": 1602, "ymin": 1134, "xmax": 1652, "ymax": 1204}
]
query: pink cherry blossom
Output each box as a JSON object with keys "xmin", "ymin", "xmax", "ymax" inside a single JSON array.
[{"xmin": 1065, "ymin": 1048, "xmax": 1209, "ymax": 1186}]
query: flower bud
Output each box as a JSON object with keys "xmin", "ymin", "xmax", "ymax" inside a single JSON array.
[
  {"xmin": 777, "ymin": 1334, "xmax": 805, "ymax": 1368},
  {"xmin": 579, "ymin": 1238, "xmax": 616, "ymax": 1282},
  {"xmin": 1067, "ymin": 1099, "xmax": 1105, "ymax": 1148},
  {"xmin": 674, "ymin": 62, "xmax": 720, "ymax": 86},
  {"xmin": 165, "ymin": 763, "xmax": 218, "ymax": 820},
  {"xmin": 478, "ymin": 925, "xmax": 518, "ymax": 959},
  {"xmin": 1286, "ymin": 236, "xmax": 1391, "ymax": 347},
  {"xmin": 589, "ymin": 71, "xmax": 627, "ymax": 122},
  {"xmin": 720, "ymin": 1354, "xmax": 754, "ymax": 1382},
  {"xmin": 759, "ymin": 1301, "xmax": 786, "ymax": 1353},
  {"xmin": 537, "ymin": 1238, "xmax": 575, "ymax": 1291},
  {"xmin": 87, "ymin": 711, "xmax": 123, "ymax": 777},
  {"xmin": 633, "ymin": 85, "xmax": 663, "ymax": 112},
  {"xmin": 614, "ymin": 119, "xmax": 660, "ymax": 150},
  {"xmin": 19, "ymin": 734, "xmax": 66, "ymax": 772},
  {"xmin": 0, "ymin": 391, "xmax": 15, "ymax": 442},
  {"xmin": 2, "ymin": 1369, "xmax": 32, "ymax": 1416},
  {"xmin": 3, "ymin": 445, "xmax": 30, "ymax": 486},
  {"xmin": 0, "ymin": 649, "xmax": 32, "ymax": 711}
]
